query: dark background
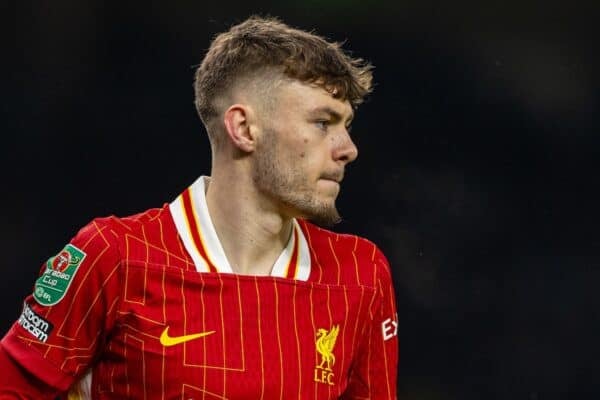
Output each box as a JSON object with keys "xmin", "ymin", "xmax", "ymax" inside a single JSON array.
[{"xmin": 2, "ymin": 2, "xmax": 599, "ymax": 398}]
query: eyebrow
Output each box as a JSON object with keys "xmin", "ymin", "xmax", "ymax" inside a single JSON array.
[{"xmin": 308, "ymin": 106, "xmax": 354, "ymax": 125}]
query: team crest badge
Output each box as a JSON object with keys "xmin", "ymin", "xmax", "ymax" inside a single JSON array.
[
  {"xmin": 33, "ymin": 244, "xmax": 86, "ymax": 306},
  {"xmin": 314, "ymin": 324, "xmax": 340, "ymax": 386}
]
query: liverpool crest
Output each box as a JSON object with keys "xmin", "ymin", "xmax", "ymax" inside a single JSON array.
[{"xmin": 314, "ymin": 324, "xmax": 339, "ymax": 386}]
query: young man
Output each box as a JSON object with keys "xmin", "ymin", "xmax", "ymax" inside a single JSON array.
[{"xmin": 0, "ymin": 16, "xmax": 398, "ymax": 399}]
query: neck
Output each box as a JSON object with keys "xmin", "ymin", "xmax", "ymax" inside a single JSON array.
[{"xmin": 204, "ymin": 170, "xmax": 293, "ymax": 276}]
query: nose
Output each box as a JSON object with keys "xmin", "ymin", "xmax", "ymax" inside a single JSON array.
[{"xmin": 332, "ymin": 129, "xmax": 358, "ymax": 165}]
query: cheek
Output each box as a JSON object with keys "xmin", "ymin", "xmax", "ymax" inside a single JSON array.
[
  {"xmin": 290, "ymin": 135, "xmax": 326, "ymax": 168},
  {"xmin": 296, "ymin": 137, "xmax": 310, "ymax": 159}
]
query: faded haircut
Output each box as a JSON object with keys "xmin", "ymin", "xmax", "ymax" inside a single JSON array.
[{"xmin": 193, "ymin": 16, "xmax": 373, "ymax": 144}]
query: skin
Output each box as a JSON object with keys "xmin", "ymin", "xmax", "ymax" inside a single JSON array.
[{"xmin": 205, "ymin": 78, "xmax": 358, "ymax": 276}]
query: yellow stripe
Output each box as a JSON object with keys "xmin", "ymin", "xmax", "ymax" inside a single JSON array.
[
  {"xmin": 180, "ymin": 268, "xmax": 187, "ymax": 367},
  {"xmin": 189, "ymin": 188, "xmax": 218, "ymax": 271},
  {"xmin": 274, "ymin": 282, "xmax": 284, "ymax": 399},
  {"xmin": 235, "ymin": 275, "xmax": 245, "ymax": 370},
  {"xmin": 140, "ymin": 225, "xmax": 149, "ymax": 304},
  {"xmin": 325, "ymin": 285, "xmax": 333, "ymax": 398},
  {"xmin": 309, "ymin": 280, "xmax": 317, "ymax": 399},
  {"xmin": 254, "ymin": 278, "xmax": 265, "ymax": 400},
  {"xmin": 349, "ymin": 288, "xmax": 365, "ymax": 372},
  {"xmin": 328, "ymin": 237, "xmax": 341, "ymax": 286},
  {"xmin": 340, "ymin": 287, "xmax": 349, "ymax": 391},
  {"xmin": 200, "ymin": 272, "xmax": 208, "ymax": 391},
  {"xmin": 292, "ymin": 284, "xmax": 302, "ymax": 396},
  {"xmin": 218, "ymin": 273, "xmax": 227, "ymax": 395},
  {"xmin": 353, "ymin": 252, "xmax": 360, "ymax": 285},
  {"xmin": 180, "ymin": 197, "xmax": 199, "ymax": 264},
  {"xmin": 158, "ymin": 217, "xmax": 167, "ymax": 400}
]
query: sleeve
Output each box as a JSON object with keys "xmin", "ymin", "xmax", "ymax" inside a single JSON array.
[
  {"xmin": 0, "ymin": 218, "xmax": 123, "ymax": 393},
  {"xmin": 0, "ymin": 343, "xmax": 60, "ymax": 399},
  {"xmin": 342, "ymin": 246, "xmax": 399, "ymax": 399}
]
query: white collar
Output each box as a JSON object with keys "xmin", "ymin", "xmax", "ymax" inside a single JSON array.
[{"xmin": 169, "ymin": 176, "xmax": 311, "ymax": 280}]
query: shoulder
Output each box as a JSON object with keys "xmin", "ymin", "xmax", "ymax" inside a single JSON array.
[
  {"xmin": 82, "ymin": 205, "xmax": 171, "ymax": 242},
  {"xmin": 298, "ymin": 220, "xmax": 392, "ymax": 288},
  {"xmin": 90, "ymin": 205, "xmax": 169, "ymax": 233},
  {"xmin": 66, "ymin": 205, "xmax": 173, "ymax": 265}
]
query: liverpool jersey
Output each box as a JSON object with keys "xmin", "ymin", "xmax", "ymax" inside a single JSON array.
[{"xmin": 2, "ymin": 176, "xmax": 398, "ymax": 399}]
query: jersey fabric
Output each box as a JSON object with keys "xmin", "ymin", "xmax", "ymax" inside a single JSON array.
[{"xmin": 2, "ymin": 176, "xmax": 398, "ymax": 399}]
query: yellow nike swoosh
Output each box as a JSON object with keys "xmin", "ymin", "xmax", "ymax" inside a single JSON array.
[{"xmin": 159, "ymin": 326, "xmax": 215, "ymax": 347}]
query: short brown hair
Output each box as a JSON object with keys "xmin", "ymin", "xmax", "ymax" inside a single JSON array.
[{"xmin": 194, "ymin": 16, "xmax": 373, "ymax": 130}]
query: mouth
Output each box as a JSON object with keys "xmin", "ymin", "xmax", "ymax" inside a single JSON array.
[
  {"xmin": 320, "ymin": 171, "xmax": 344, "ymax": 184},
  {"xmin": 318, "ymin": 174, "xmax": 343, "ymax": 195}
]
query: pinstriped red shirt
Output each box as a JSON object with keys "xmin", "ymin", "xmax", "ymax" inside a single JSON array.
[{"xmin": 2, "ymin": 177, "xmax": 398, "ymax": 399}]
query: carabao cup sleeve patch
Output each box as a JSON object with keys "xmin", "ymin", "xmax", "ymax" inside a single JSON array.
[{"xmin": 33, "ymin": 244, "xmax": 87, "ymax": 306}]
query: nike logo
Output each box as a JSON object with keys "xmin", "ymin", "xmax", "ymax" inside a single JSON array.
[{"xmin": 159, "ymin": 326, "xmax": 215, "ymax": 347}]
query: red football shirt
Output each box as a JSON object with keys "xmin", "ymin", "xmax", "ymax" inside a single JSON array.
[{"xmin": 2, "ymin": 177, "xmax": 398, "ymax": 399}]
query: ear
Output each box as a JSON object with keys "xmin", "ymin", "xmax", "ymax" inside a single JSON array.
[{"xmin": 223, "ymin": 104, "xmax": 256, "ymax": 153}]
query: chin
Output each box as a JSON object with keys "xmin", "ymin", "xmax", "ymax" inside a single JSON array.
[
  {"xmin": 306, "ymin": 213, "xmax": 341, "ymax": 227},
  {"xmin": 302, "ymin": 203, "xmax": 341, "ymax": 227},
  {"xmin": 280, "ymin": 190, "xmax": 340, "ymax": 225}
]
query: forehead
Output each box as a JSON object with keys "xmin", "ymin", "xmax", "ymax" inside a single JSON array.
[{"xmin": 274, "ymin": 80, "xmax": 354, "ymax": 119}]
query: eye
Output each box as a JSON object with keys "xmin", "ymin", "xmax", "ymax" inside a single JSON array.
[{"xmin": 315, "ymin": 120, "xmax": 329, "ymax": 131}]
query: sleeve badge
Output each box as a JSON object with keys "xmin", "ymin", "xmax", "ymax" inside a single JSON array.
[{"xmin": 33, "ymin": 244, "xmax": 87, "ymax": 306}]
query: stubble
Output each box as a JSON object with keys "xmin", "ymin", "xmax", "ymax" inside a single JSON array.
[{"xmin": 252, "ymin": 128, "xmax": 341, "ymax": 227}]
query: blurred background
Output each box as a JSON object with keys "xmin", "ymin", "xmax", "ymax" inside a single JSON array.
[{"xmin": 2, "ymin": 1, "xmax": 599, "ymax": 398}]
